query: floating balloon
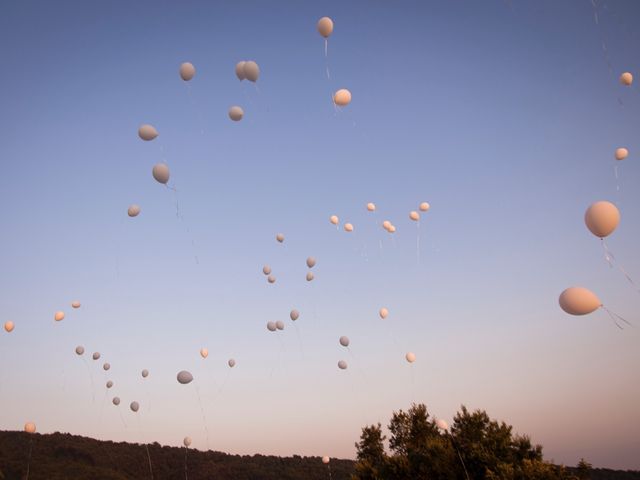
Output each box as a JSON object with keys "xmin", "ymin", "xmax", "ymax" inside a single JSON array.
[
  {"xmin": 330, "ymin": 215, "xmax": 339, "ymax": 225},
  {"xmin": 339, "ymin": 336, "xmax": 349, "ymax": 347},
  {"xmin": 419, "ymin": 202, "xmax": 430, "ymax": 212},
  {"xmin": 379, "ymin": 307, "xmax": 389, "ymax": 319},
  {"xmin": 337, "ymin": 360, "xmax": 347, "ymax": 370},
  {"xmin": 113, "ymin": 397, "xmax": 121, "ymax": 406},
  {"xmin": 92, "ymin": 352, "xmax": 100, "ymax": 360},
  {"xmin": 406, "ymin": 352, "xmax": 416, "ymax": 363},
  {"xmin": 559, "ymin": 287, "xmax": 601, "ymax": 316},
  {"xmin": 276, "ymin": 233, "xmax": 284, "ymax": 243},
  {"xmin": 138, "ymin": 124, "xmax": 158, "ymax": 141},
  {"xmin": 75, "ymin": 346, "xmax": 84, "ymax": 355},
  {"xmin": 267, "ymin": 275, "xmax": 276, "ymax": 284},
  {"xmin": 235, "ymin": 61, "xmax": 246, "ymax": 81},
  {"xmin": 229, "ymin": 106, "xmax": 244, "ymax": 122},
  {"xmin": 317, "ymin": 17, "xmax": 334, "ymax": 38},
  {"xmin": 276, "ymin": 320, "xmax": 285, "ymax": 331},
  {"xmin": 615, "ymin": 148, "xmax": 629, "ymax": 161},
  {"xmin": 290, "ymin": 309, "xmax": 300, "ymax": 321},
  {"xmin": 322, "ymin": 455, "xmax": 330, "ymax": 464},
  {"xmin": 243, "ymin": 61, "xmax": 260, "ymax": 82},
  {"xmin": 267, "ymin": 321, "xmax": 277, "ymax": 332},
  {"xmin": 620, "ymin": 72, "xmax": 633, "ymax": 86},
  {"xmin": 262, "ymin": 265, "xmax": 271, "ymax": 275},
  {"xmin": 142, "ymin": 369, "xmax": 149, "ymax": 378},
  {"xmin": 388, "ymin": 225, "xmax": 396, "ymax": 233},
  {"xmin": 4, "ymin": 321, "xmax": 14, "ymax": 333},
  {"xmin": 200, "ymin": 348, "xmax": 208, "ymax": 359},
  {"xmin": 127, "ymin": 205, "xmax": 141, "ymax": 217},
  {"xmin": 306, "ymin": 257, "xmax": 317, "ymax": 268},
  {"xmin": 409, "ymin": 211, "xmax": 419, "ymax": 221},
  {"xmin": 367, "ymin": 203, "xmax": 376, "ymax": 212},
  {"xmin": 152, "ymin": 163, "xmax": 170, "ymax": 185},
  {"xmin": 106, "ymin": 380, "xmax": 113, "ymax": 389},
  {"xmin": 179, "ymin": 62, "xmax": 196, "ymax": 81},
  {"xmin": 585, "ymin": 201, "xmax": 620, "ymax": 238},
  {"xmin": 71, "ymin": 301, "xmax": 81, "ymax": 309},
  {"xmin": 103, "ymin": 362, "xmax": 110, "ymax": 371},
  {"xmin": 333, "ymin": 89, "xmax": 352, "ymax": 106},
  {"xmin": 183, "ymin": 436, "xmax": 192, "ymax": 447},
  {"xmin": 306, "ymin": 272, "xmax": 315, "ymax": 282},
  {"xmin": 130, "ymin": 401, "xmax": 139, "ymax": 413},
  {"xmin": 54, "ymin": 311, "xmax": 65, "ymax": 322},
  {"xmin": 344, "ymin": 223, "xmax": 354, "ymax": 232},
  {"xmin": 382, "ymin": 220, "xmax": 391, "ymax": 230},
  {"xmin": 228, "ymin": 358, "xmax": 236, "ymax": 368},
  {"xmin": 24, "ymin": 422, "xmax": 36, "ymax": 434},
  {"xmin": 177, "ymin": 370, "xmax": 193, "ymax": 385},
  {"xmin": 436, "ymin": 419, "xmax": 448, "ymax": 430}
]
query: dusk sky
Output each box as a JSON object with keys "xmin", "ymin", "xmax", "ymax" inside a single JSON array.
[{"xmin": 1, "ymin": 0, "xmax": 639, "ymax": 470}]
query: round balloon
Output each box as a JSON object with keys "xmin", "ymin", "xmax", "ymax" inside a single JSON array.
[
  {"xmin": 620, "ymin": 72, "xmax": 633, "ymax": 86},
  {"xmin": 71, "ymin": 301, "xmax": 81, "ymax": 309},
  {"xmin": 382, "ymin": 220, "xmax": 391, "ymax": 230},
  {"xmin": 228, "ymin": 358, "xmax": 236, "ymax": 368},
  {"xmin": 54, "ymin": 311, "xmax": 65, "ymax": 322},
  {"xmin": 4, "ymin": 321, "xmax": 14, "ymax": 333},
  {"xmin": 92, "ymin": 352, "xmax": 100, "ymax": 360},
  {"xmin": 142, "ymin": 369, "xmax": 149, "ymax": 378},
  {"xmin": 262, "ymin": 265, "xmax": 271, "ymax": 275},
  {"xmin": 290, "ymin": 309, "xmax": 300, "ymax": 321},
  {"xmin": 103, "ymin": 362, "xmax": 110, "ymax": 371},
  {"xmin": 406, "ymin": 352, "xmax": 416, "ymax": 363},
  {"xmin": 106, "ymin": 380, "xmax": 113, "ymax": 389},
  {"xmin": 183, "ymin": 436, "xmax": 192, "ymax": 447},
  {"xmin": 127, "ymin": 205, "xmax": 141, "ymax": 217},
  {"xmin": 379, "ymin": 307, "xmax": 389, "ymax": 319},
  {"xmin": 276, "ymin": 320, "xmax": 285, "ymax": 330},
  {"xmin": 339, "ymin": 336, "xmax": 349, "ymax": 347},
  {"xmin": 235, "ymin": 61, "xmax": 246, "ymax": 81},
  {"xmin": 333, "ymin": 89, "xmax": 352, "ymax": 106},
  {"xmin": 267, "ymin": 275, "xmax": 276, "ymax": 284},
  {"xmin": 330, "ymin": 215, "xmax": 339, "ymax": 225},
  {"xmin": 367, "ymin": 203, "xmax": 376, "ymax": 212},
  {"xmin": 419, "ymin": 202, "xmax": 430, "ymax": 212},
  {"xmin": 112, "ymin": 397, "xmax": 120, "ymax": 406},
  {"xmin": 388, "ymin": 225, "xmax": 397, "ymax": 233},
  {"xmin": 243, "ymin": 61, "xmax": 260, "ymax": 82},
  {"xmin": 409, "ymin": 211, "xmax": 419, "ymax": 221},
  {"xmin": 344, "ymin": 223, "xmax": 354, "ymax": 232},
  {"xmin": 152, "ymin": 163, "xmax": 170, "ymax": 185},
  {"xmin": 138, "ymin": 124, "xmax": 158, "ymax": 141},
  {"xmin": 306, "ymin": 257, "xmax": 316, "ymax": 268},
  {"xmin": 322, "ymin": 455, "xmax": 330, "ymax": 464},
  {"xmin": 615, "ymin": 148, "xmax": 629, "ymax": 161},
  {"xmin": 276, "ymin": 233, "xmax": 284, "ymax": 243},
  {"xmin": 229, "ymin": 106, "xmax": 244, "ymax": 122},
  {"xmin": 267, "ymin": 321, "xmax": 277, "ymax": 332},
  {"xmin": 559, "ymin": 287, "xmax": 601, "ymax": 316},
  {"xmin": 75, "ymin": 346, "xmax": 84, "ymax": 355},
  {"xmin": 337, "ymin": 360, "xmax": 347, "ymax": 370},
  {"xmin": 306, "ymin": 272, "xmax": 315, "ymax": 282},
  {"xmin": 200, "ymin": 348, "xmax": 208, "ymax": 359},
  {"xmin": 24, "ymin": 422, "xmax": 36, "ymax": 434},
  {"xmin": 179, "ymin": 62, "xmax": 196, "ymax": 81},
  {"xmin": 436, "ymin": 419, "xmax": 448, "ymax": 430},
  {"xmin": 177, "ymin": 370, "xmax": 194, "ymax": 385},
  {"xmin": 584, "ymin": 201, "xmax": 620, "ymax": 238},
  {"xmin": 130, "ymin": 401, "xmax": 139, "ymax": 413},
  {"xmin": 317, "ymin": 17, "xmax": 334, "ymax": 38}
]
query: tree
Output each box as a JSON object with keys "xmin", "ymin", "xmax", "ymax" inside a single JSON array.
[
  {"xmin": 576, "ymin": 458, "xmax": 592, "ymax": 480},
  {"xmin": 353, "ymin": 423, "xmax": 387, "ymax": 480}
]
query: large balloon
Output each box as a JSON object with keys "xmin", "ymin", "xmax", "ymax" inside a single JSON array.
[
  {"xmin": 367, "ymin": 203, "xmax": 376, "ymax": 212},
  {"xmin": 406, "ymin": 352, "xmax": 416, "ymax": 363},
  {"xmin": 92, "ymin": 352, "xmax": 100, "ymax": 360},
  {"xmin": 306, "ymin": 257, "xmax": 317, "ymax": 268},
  {"xmin": 113, "ymin": 397, "xmax": 120, "ymax": 406},
  {"xmin": 243, "ymin": 61, "xmax": 260, "ymax": 82},
  {"xmin": 344, "ymin": 223, "xmax": 354, "ymax": 232},
  {"xmin": 130, "ymin": 401, "xmax": 140, "ymax": 413},
  {"xmin": 322, "ymin": 455, "xmax": 330, "ymax": 464},
  {"xmin": 267, "ymin": 321, "xmax": 277, "ymax": 332},
  {"xmin": 184, "ymin": 436, "xmax": 192, "ymax": 447},
  {"xmin": 24, "ymin": 422, "xmax": 36, "ymax": 434},
  {"xmin": 330, "ymin": 215, "xmax": 339, "ymax": 225},
  {"xmin": 106, "ymin": 380, "xmax": 113, "ymax": 389},
  {"xmin": 228, "ymin": 358, "xmax": 236, "ymax": 368},
  {"xmin": 138, "ymin": 124, "xmax": 158, "ymax": 141},
  {"xmin": 339, "ymin": 336, "xmax": 349, "ymax": 347},
  {"xmin": 75, "ymin": 346, "xmax": 84, "ymax": 355},
  {"xmin": 4, "ymin": 321, "xmax": 14, "ymax": 333},
  {"xmin": 584, "ymin": 201, "xmax": 620, "ymax": 238},
  {"xmin": 419, "ymin": 202, "xmax": 430, "ymax": 212},
  {"xmin": 276, "ymin": 233, "xmax": 284, "ymax": 243},
  {"xmin": 263, "ymin": 265, "xmax": 272, "ymax": 275},
  {"xmin": 379, "ymin": 307, "xmax": 389, "ymax": 319},
  {"xmin": 142, "ymin": 369, "xmax": 149, "ymax": 378},
  {"xmin": 152, "ymin": 163, "xmax": 170, "ymax": 185},
  {"xmin": 559, "ymin": 287, "xmax": 601, "ymax": 315},
  {"xmin": 337, "ymin": 360, "xmax": 347, "ymax": 370},
  {"xmin": 103, "ymin": 362, "xmax": 110, "ymax": 371},
  {"xmin": 317, "ymin": 17, "xmax": 334, "ymax": 38},
  {"xmin": 54, "ymin": 311, "xmax": 65, "ymax": 322},
  {"xmin": 179, "ymin": 62, "xmax": 196, "ymax": 81},
  {"xmin": 127, "ymin": 205, "xmax": 141, "ymax": 217},
  {"xmin": 276, "ymin": 320, "xmax": 285, "ymax": 330},
  {"xmin": 333, "ymin": 89, "xmax": 352, "ymax": 106},
  {"xmin": 235, "ymin": 61, "xmax": 246, "ymax": 81},
  {"xmin": 620, "ymin": 72, "xmax": 633, "ymax": 86},
  {"xmin": 290, "ymin": 309, "xmax": 300, "ymax": 321},
  {"xmin": 71, "ymin": 301, "xmax": 81, "ymax": 309},
  {"xmin": 409, "ymin": 211, "xmax": 419, "ymax": 221},
  {"xmin": 200, "ymin": 348, "xmax": 208, "ymax": 359},
  {"xmin": 615, "ymin": 148, "xmax": 629, "ymax": 161},
  {"xmin": 436, "ymin": 419, "xmax": 448, "ymax": 430},
  {"xmin": 229, "ymin": 106, "xmax": 244, "ymax": 122},
  {"xmin": 306, "ymin": 272, "xmax": 315, "ymax": 282},
  {"xmin": 177, "ymin": 370, "xmax": 194, "ymax": 384}
]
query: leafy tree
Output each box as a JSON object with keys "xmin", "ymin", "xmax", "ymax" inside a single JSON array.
[
  {"xmin": 353, "ymin": 423, "xmax": 387, "ymax": 480},
  {"xmin": 577, "ymin": 458, "xmax": 593, "ymax": 480}
]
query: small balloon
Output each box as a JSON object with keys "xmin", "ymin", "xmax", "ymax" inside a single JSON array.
[
  {"xmin": 92, "ymin": 352, "xmax": 100, "ymax": 360},
  {"xmin": 138, "ymin": 124, "xmax": 158, "ymax": 141},
  {"xmin": 152, "ymin": 163, "xmax": 170, "ymax": 185},
  {"xmin": 317, "ymin": 17, "xmax": 334, "ymax": 38},
  {"xmin": 615, "ymin": 148, "xmax": 629, "ymax": 161},
  {"xmin": 235, "ymin": 61, "xmax": 246, "ymax": 81},
  {"xmin": 177, "ymin": 370, "xmax": 193, "ymax": 385},
  {"xmin": 367, "ymin": 203, "xmax": 376, "ymax": 212},
  {"xmin": 290, "ymin": 309, "xmax": 300, "ymax": 321},
  {"xmin": 54, "ymin": 311, "xmax": 65, "ymax": 322},
  {"xmin": 24, "ymin": 422, "xmax": 36, "ymax": 434},
  {"xmin": 4, "ymin": 321, "xmax": 14, "ymax": 333},
  {"xmin": 106, "ymin": 380, "xmax": 113, "ymax": 389},
  {"xmin": 228, "ymin": 358, "xmax": 236, "ymax": 368},
  {"xmin": 388, "ymin": 225, "xmax": 396, "ymax": 233},
  {"xmin": 330, "ymin": 215, "xmax": 339, "ymax": 225},
  {"xmin": 584, "ymin": 201, "xmax": 620, "ymax": 238},
  {"xmin": 71, "ymin": 301, "xmax": 81, "ymax": 309},
  {"xmin": 130, "ymin": 401, "xmax": 139, "ymax": 412},
  {"xmin": 127, "ymin": 205, "xmax": 141, "ymax": 217},
  {"xmin": 112, "ymin": 397, "xmax": 120, "ymax": 406},
  {"xmin": 263, "ymin": 265, "xmax": 272, "ymax": 275},
  {"xmin": 333, "ymin": 88, "xmax": 352, "ymax": 106},
  {"xmin": 344, "ymin": 223, "xmax": 354, "ymax": 232},
  {"xmin": 337, "ymin": 360, "xmax": 348, "ymax": 370},
  {"xmin": 306, "ymin": 257, "xmax": 317, "ymax": 268},
  {"xmin": 306, "ymin": 272, "xmax": 315, "ymax": 282},
  {"xmin": 103, "ymin": 362, "xmax": 110, "ymax": 371},
  {"xmin": 276, "ymin": 320, "xmax": 285, "ymax": 330},
  {"xmin": 409, "ymin": 211, "xmax": 419, "ymax": 221},
  {"xmin": 142, "ymin": 369, "xmax": 149, "ymax": 378},
  {"xmin": 419, "ymin": 202, "xmax": 430, "ymax": 212},
  {"xmin": 559, "ymin": 287, "xmax": 602, "ymax": 316},
  {"xmin": 322, "ymin": 455, "xmax": 331, "ymax": 464},
  {"xmin": 382, "ymin": 220, "xmax": 391, "ymax": 230},
  {"xmin": 75, "ymin": 346, "xmax": 84, "ymax": 355},
  {"xmin": 229, "ymin": 106, "xmax": 244, "ymax": 122},
  {"xmin": 339, "ymin": 336, "xmax": 349, "ymax": 347},
  {"xmin": 379, "ymin": 307, "xmax": 389, "ymax": 319},
  {"xmin": 276, "ymin": 233, "xmax": 284, "ymax": 243},
  {"xmin": 243, "ymin": 61, "xmax": 260, "ymax": 82},
  {"xmin": 620, "ymin": 72, "xmax": 633, "ymax": 86},
  {"xmin": 406, "ymin": 352, "xmax": 416, "ymax": 363},
  {"xmin": 200, "ymin": 348, "xmax": 208, "ymax": 359},
  {"xmin": 267, "ymin": 275, "xmax": 276, "ymax": 284},
  {"xmin": 183, "ymin": 436, "xmax": 192, "ymax": 447},
  {"xmin": 436, "ymin": 419, "xmax": 448, "ymax": 430},
  {"xmin": 179, "ymin": 62, "xmax": 196, "ymax": 81},
  {"xmin": 267, "ymin": 321, "xmax": 277, "ymax": 332}
]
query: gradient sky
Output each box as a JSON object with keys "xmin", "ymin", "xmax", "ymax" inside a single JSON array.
[{"xmin": 1, "ymin": 0, "xmax": 639, "ymax": 470}]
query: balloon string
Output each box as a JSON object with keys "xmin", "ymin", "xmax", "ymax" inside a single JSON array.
[
  {"xmin": 416, "ymin": 222, "xmax": 420, "ymax": 265},
  {"xmin": 601, "ymin": 305, "xmax": 633, "ymax": 329},
  {"xmin": 591, "ymin": 0, "xmax": 625, "ymax": 107},
  {"xmin": 601, "ymin": 239, "xmax": 640, "ymax": 292},
  {"xmin": 325, "ymin": 39, "xmax": 331, "ymax": 80},
  {"xmin": 327, "ymin": 464, "xmax": 332, "ymax": 480},
  {"xmin": 447, "ymin": 433, "xmax": 471, "ymax": 480},
  {"xmin": 137, "ymin": 415, "xmax": 154, "ymax": 480},
  {"xmin": 25, "ymin": 436, "xmax": 33, "ymax": 480},
  {"xmin": 184, "ymin": 447, "xmax": 189, "ymax": 480},
  {"xmin": 194, "ymin": 383, "xmax": 211, "ymax": 450}
]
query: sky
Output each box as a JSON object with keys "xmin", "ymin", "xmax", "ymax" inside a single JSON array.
[{"xmin": 0, "ymin": 0, "xmax": 639, "ymax": 470}]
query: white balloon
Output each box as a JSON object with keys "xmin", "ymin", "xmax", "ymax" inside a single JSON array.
[
  {"xmin": 200, "ymin": 348, "xmax": 208, "ymax": 359},
  {"xmin": 71, "ymin": 301, "xmax": 81, "ymax": 309},
  {"xmin": 263, "ymin": 265, "xmax": 272, "ymax": 275},
  {"xmin": 106, "ymin": 380, "xmax": 113, "ymax": 389},
  {"xmin": 138, "ymin": 124, "xmax": 158, "ymax": 141},
  {"xmin": 406, "ymin": 352, "xmax": 416, "ymax": 363},
  {"xmin": 179, "ymin": 62, "xmax": 196, "ymax": 81},
  {"xmin": 75, "ymin": 346, "xmax": 84, "ymax": 355},
  {"xmin": 337, "ymin": 360, "xmax": 348, "ymax": 370},
  {"xmin": 379, "ymin": 307, "xmax": 389, "ymax": 319},
  {"xmin": 229, "ymin": 106, "xmax": 244, "ymax": 122},
  {"xmin": 306, "ymin": 272, "xmax": 315, "ymax": 282},
  {"xmin": 333, "ymin": 88, "xmax": 352, "ymax": 106},
  {"xmin": 103, "ymin": 362, "xmax": 110, "ymax": 371},
  {"xmin": 92, "ymin": 352, "xmax": 100, "ymax": 360},
  {"xmin": 276, "ymin": 320, "xmax": 285, "ymax": 330},
  {"xmin": 367, "ymin": 203, "xmax": 376, "ymax": 212},
  {"xmin": 235, "ymin": 61, "xmax": 246, "ymax": 81},
  {"xmin": 615, "ymin": 148, "xmax": 629, "ymax": 161},
  {"xmin": 290, "ymin": 309, "xmax": 300, "ymax": 321},
  {"xmin": 436, "ymin": 419, "xmax": 448, "ymax": 430},
  {"xmin": 243, "ymin": 61, "xmax": 260, "ymax": 82},
  {"xmin": 127, "ymin": 204, "xmax": 141, "ymax": 217},
  {"xmin": 152, "ymin": 163, "xmax": 170, "ymax": 185},
  {"xmin": 3, "ymin": 321, "xmax": 14, "ymax": 333},
  {"xmin": 419, "ymin": 202, "xmax": 430, "ymax": 212},
  {"xmin": 183, "ymin": 436, "xmax": 192, "ymax": 447},
  {"xmin": 558, "ymin": 287, "xmax": 602, "ymax": 316},
  {"xmin": 306, "ymin": 257, "xmax": 317, "ymax": 268},
  {"xmin": 330, "ymin": 215, "xmax": 339, "ymax": 225},
  {"xmin": 322, "ymin": 455, "xmax": 330, "ymax": 464},
  {"xmin": 276, "ymin": 233, "xmax": 284, "ymax": 243},
  {"xmin": 344, "ymin": 223, "xmax": 354, "ymax": 232},
  {"xmin": 267, "ymin": 321, "xmax": 277, "ymax": 332},
  {"xmin": 267, "ymin": 275, "xmax": 276, "ymax": 284},
  {"xmin": 130, "ymin": 401, "xmax": 140, "ymax": 412},
  {"xmin": 177, "ymin": 370, "xmax": 194, "ymax": 384},
  {"xmin": 228, "ymin": 358, "xmax": 236, "ymax": 368},
  {"xmin": 142, "ymin": 369, "xmax": 149, "ymax": 378},
  {"xmin": 339, "ymin": 336, "xmax": 350, "ymax": 347},
  {"xmin": 112, "ymin": 397, "xmax": 121, "ymax": 406},
  {"xmin": 620, "ymin": 72, "xmax": 633, "ymax": 86},
  {"xmin": 54, "ymin": 311, "xmax": 65, "ymax": 322},
  {"xmin": 24, "ymin": 422, "xmax": 36, "ymax": 434},
  {"xmin": 409, "ymin": 211, "xmax": 420, "ymax": 221}
]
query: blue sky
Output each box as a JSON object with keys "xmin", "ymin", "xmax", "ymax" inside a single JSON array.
[{"xmin": 0, "ymin": 0, "xmax": 639, "ymax": 469}]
